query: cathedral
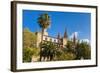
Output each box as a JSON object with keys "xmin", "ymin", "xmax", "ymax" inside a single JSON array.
[{"xmin": 35, "ymin": 28, "xmax": 69, "ymax": 48}]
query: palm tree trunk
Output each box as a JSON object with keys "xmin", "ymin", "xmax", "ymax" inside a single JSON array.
[
  {"xmin": 41, "ymin": 28, "xmax": 44, "ymax": 42},
  {"xmin": 40, "ymin": 28, "xmax": 44, "ymax": 61}
]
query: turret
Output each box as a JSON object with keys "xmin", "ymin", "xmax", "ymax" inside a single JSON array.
[
  {"xmin": 73, "ymin": 33, "xmax": 76, "ymax": 45},
  {"xmin": 64, "ymin": 28, "xmax": 67, "ymax": 38},
  {"xmin": 57, "ymin": 32, "xmax": 60, "ymax": 44},
  {"xmin": 62, "ymin": 28, "xmax": 68, "ymax": 47}
]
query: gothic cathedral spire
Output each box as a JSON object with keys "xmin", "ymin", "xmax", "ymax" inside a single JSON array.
[
  {"xmin": 57, "ymin": 32, "xmax": 60, "ymax": 39},
  {"xmin": 64, "ymin": 28, "xmax": 68, "ymax": 38},
  {"xmin": 57, "ymin": 32, "xmax": 61, "ymax": 43},
  {"xmin": 73, "ymin": 33, "xmax": 76, "ymax": 44},
  {"xmin": 62, "ymin": 28, "xmax": 68, "ymax": 47}
]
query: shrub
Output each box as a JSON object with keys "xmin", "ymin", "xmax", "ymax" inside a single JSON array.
[{"xmin": 23, "ymin": 48, "xmax": 40, "ymax": 62}]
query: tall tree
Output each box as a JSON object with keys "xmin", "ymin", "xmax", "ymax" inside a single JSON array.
[
  {"xmin": 37, "ymin": 13, "xmax": 51, "ymax": 61},
  {"xmin": 38, "ymin": 13, "xmax": 51, "ymax": 41},
  {"xmin": 40, "ymin": 41, "xmax": 57, "ymax": 61},
  {"xmin": 75, "ymin": 41, "xmax": 91, "ymax": 59}
]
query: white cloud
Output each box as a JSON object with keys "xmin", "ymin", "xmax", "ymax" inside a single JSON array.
[
  {"xmin": 69, "ymin": 32, "xmax": 78, "ymax": 39},
  {"xmin": 80, "ymin": 39, "xmax": 90, "ymax": 43},
  {"xmin": 69, "ymin": 32, "xmax": 90, "ymax": 44},
  {"xmin": 74, "ymin": 32, "xmax": 78, "ymax": 38}
]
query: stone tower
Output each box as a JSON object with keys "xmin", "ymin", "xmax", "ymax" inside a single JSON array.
[
  {"xmin": 57, "ymin": 32, "xmax": 60, "ymax": 43},
  {"xmin": 35, "ymin": 32, "xmax": 42, "ymax": 48},
  {"xmin": 73, "ymin": 33, "xmax": 76, "ymax": 45},
  {"xmin": 62, "ymin": 28, "xmax": 68, "ymax": 47},
  {"xmin": 36, "ymin": 29, "xmax": 48, "ymax": 48}
]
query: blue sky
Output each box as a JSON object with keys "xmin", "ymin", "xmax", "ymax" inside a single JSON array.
[{"xmin": 23, "ymin": 10, "xmax": 91, "ymax": 42}]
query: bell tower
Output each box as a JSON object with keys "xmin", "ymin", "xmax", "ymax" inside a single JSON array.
[
  {"xmin": 63, "ymin": 28, "xmax": 68, "ymax": 47},
  {"xmin": 57, "ymin": 32, "xmax": 60, "ymax": 43},
  {"xmin": 73, "ymin": 33, "xmax": 76, "ymax": 45}
]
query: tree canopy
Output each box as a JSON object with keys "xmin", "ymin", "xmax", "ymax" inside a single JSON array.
[{"xmin": 37, "ymin": 13, "xmax": 51, "ymax": 29}]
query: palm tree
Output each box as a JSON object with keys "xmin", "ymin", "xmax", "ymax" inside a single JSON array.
[
  {"xmin": 39, "ymin": 41, "xmax": 57, "ymax": 61},
  {"xmin": 38, "ymin": 13, "xmax": 51, "ymax": 40},
  {"xmin": 37, "ymin": 13, "xmax": 51, "ymax": 61}
]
